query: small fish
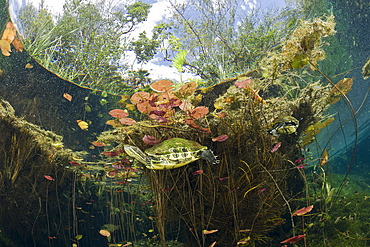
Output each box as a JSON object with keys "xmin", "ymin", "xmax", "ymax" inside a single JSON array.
[
  {"xmin": 219, "ymin": 176, "xmax": 230, "ymax": 181},
  {"xmin": 212, "ymin": 135, "xmax": 228, "ymax": 142},
  {"xmin": 258, "ymin": 188, "xmax": 266, "ymax": 194}
]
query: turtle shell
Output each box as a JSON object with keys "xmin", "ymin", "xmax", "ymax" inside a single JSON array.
[{"xmin": 145, "ymin": 138, "xmax": 207, "ymax": 155}]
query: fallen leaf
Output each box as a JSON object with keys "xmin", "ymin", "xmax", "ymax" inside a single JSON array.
[
  {"xmin": 109, "ymin": 109, "xmax": 129, "ymax": 118},
  {"xmin": 280, "ymin": 234, "xmax": 306, "ymax": 243},
  {"xmin": 77, "ymin": 120, "xmax": 88, "ymax": 130},
  {"xmin": 63, "ymin": 93, "xmax": 72, "ymax": 101},
  {"xmin": 103, "ymin": 151, "xmax": 120, "ymax": 157},
  {"xmin": 99, "ymin": 229, "xmax": 111, "ymax": 237},
  {"xmin": 293, "ymin": 205, "xmax": 313, "ymax": 216},
  {"xmin": 0, "ymin": 40, "xmax": 11, "ymax": 56},
  {"xmin": 203, "ymin": 229, "xmax": 218, "ymax": 235},
  {"xmin": 11, "ymin": 38, "xmax": 23, "ymax": 51},
  {"xmin": 44, "ymin": 175, "xmax": 54, "ymax": 181},
  {"xmin": 25, "ymin": 63, "xmax": 33, "ymax": 69},
  {"xmin": 212, "ymin": 135, "xmax": 228, "ymax": 142}
]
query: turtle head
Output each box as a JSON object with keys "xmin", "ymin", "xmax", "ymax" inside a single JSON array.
[
  {"xmin": 124, "ymin": 145, "xmax": 150, "ymax": 166},
  {"xmin": 198, "ymin": 149, "xmax": 219, "ymax": 164}
]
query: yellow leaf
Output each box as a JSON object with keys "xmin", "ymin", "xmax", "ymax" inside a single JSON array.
[{"xmin": 75, "ymin": 234, "xmax": 83, "ymax": 240}]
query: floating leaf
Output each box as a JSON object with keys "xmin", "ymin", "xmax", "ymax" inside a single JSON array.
[
  {"xmin": 212, "ymin": 135, "xmax": 228, "ymax": 142},
  {"xmin": 106, "ymin": 120, "xmax": 119, "ymax": 126},
  {"xmin": 280, "ymin": 234, "xmax": 306, "ymax": 243},
  {"xmin": 270, "ymin": 142, "xmax": 282, "ymax": 153},
  {"xmin": 142, "ymin": 135, "xmax": 161, "ymax": 145},
  {"xmin": 101, "ymin": 91, "xmax": 108, "ymax": 97},
  {"xmin": 235, "ymin": 78, "xmax": 252, "ymax": 89},
  {"xmin": 191, "ymin": 106, "xmax": 209, "ymax": 119},
  {"xmin": 109, "ymin": 109, "xmax": 129, "ymax": 118},
  {"xmin": 44, "ymin": 175, "xmax": 54, "ymax": 181},
  {"xmin": 203, "ymin": 229, "xmax": 218, "ymax": 235},
  {"xmin": 99, "ymin": 229, "xmax": 111, "ymax": 237},
  {"xmin": 150, "ymin": 79, "xmax": 174, "ymax": 92},
  {"xmin": 293, "ymin": 205, "xmax": 314, "ymax": 216},
  {"xmin": 119, "ymin": 117, "xmax": 136, "ymax": 125},
  {"xmin": 63, "ymin": 93, "xmax": 72, "ymax": 101},
  {"xmin": 75, "ymin": 235, "xmax": 83, "ymax": 240},
  {"xmin": 91, "ymin": 141, "xmax": 106, "ymax": 147},
  {"xmin": 130, "ymin": 92, "xmax": 150, "ymax": 104},
  {"xmin": 77, "ymin": 120, "xmax": 88, "ymax": 130},
  {"xmin": 327, "ymin": 78, "xmax": 353, "ymax": 104}
]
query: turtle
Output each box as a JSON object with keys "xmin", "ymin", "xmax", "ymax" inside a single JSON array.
[
  {"xmin": 268, "ymin": 116, "xmax": 299, "ymax": 136},
  {"xmin": 124, "ymin": 138, "xmax": 219, "ymax": 170}
]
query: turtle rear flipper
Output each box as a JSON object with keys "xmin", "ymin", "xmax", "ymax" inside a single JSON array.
[{"xmin": 198, "ymin": 149, "xmax": 219, "ymax": 164}]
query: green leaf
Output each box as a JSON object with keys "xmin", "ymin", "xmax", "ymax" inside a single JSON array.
[
  {"xmin": 75, "ymin": 234, "xmax": 83, "ymax": 240},
  {"xmin": 173, "ymin": 50, "xmax": 188, "ymax": 73}
]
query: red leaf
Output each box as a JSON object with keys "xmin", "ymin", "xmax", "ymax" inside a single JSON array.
[
  {"xmin": 150, "ymin": 79, "xmax": 174, "ymax": 92},
  {"xmin": 91, "ymin": 141, "xmax": 106, "ymax": 147},
  {"xmin": 191, "ymin": 106, "xmax": 209, "ymax": 119},
  {"xmin": 142, "ymin": 135, "xmax": 161, "ymax": 145},
  {"xmin": 103, "ymin": 151, "xmax": 119, "ymax": 157},
  {"xmin": 212, "ymin": 135, "xmax": 228, "ymax": 142},
  {"xmin": 109, "ymin": 109, "xmax": 129, "ymax": 118},
  {"xmin": 192, "ymin": 170, "xmax": 204, "ymax": 175},
  {"xmin": 270, "ymin": 142, "xmax": 282, "ymax": 153},
  {"xmin": 293, "ymin": 205, "xmax": 314, "ymax": 216},
  {"xmin": 119, "ymin": 117, "xmax": 136, "ymax": 125},
  {"xmin": 281, "ymin": 234, "xmax": 306, "ymax": 243},
  {"xmin": 235, "ymin": 78, "xmax": 252, "ymax": 89},
  {"xmin": 44, "ymin": 175, "xmax": 54, "ymax": 181},
  {"xmin": 130, "ymin": 92, "xmax": 150, "ymax": 104}
]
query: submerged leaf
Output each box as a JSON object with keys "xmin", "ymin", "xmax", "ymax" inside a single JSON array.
[
  {"xmin": 63, "ymin": 93, "xmax": 72, "ymax": 101},
  {"xmin": 281, "ymin": 234, "xmax": 306, "ymax": 243},
  {"xmin": 327, "ymin": 78, "xmax": 353, "ymax": 104},
  {"xmin": 44, "ymin": 175, "xmax": 54, "ymax": 181},
  {"xmin": 99, "ymin": 229, "xmax": 111, "ymax": 237},
  {"xmin": 203, "ymin": 229, "xmax": 218, "ymax": 235},
  {"xmin": 119, "ymin": 117, "xmax": 136, "ymax": 125},
  {"xmin": 293, "ymin": 205, "xmax": 313, "ymax": 216},
  {"xmin": 235, "ymin": 78, "xmax": 252, "ymax": 88},
  {"xmin": 212, "ymin": 135, "xmax": 228, "ymax": 142},
  {"xmin": 191, "ymin": 106, "xmax": 209, "ymax": 119}
]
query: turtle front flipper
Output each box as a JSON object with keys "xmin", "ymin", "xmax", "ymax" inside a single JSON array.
[{"xmin": 124, "ymin": 145, "xmax": 151, "ymax": 167}]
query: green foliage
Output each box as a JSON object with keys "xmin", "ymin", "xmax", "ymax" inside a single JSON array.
[
  {"xmin": 19, "ymin": 0, "xmax": 153, "ymax": 93},
  {"xmin": 166, "ymin": 0, "xmax": 302, "ymax": 83}
]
